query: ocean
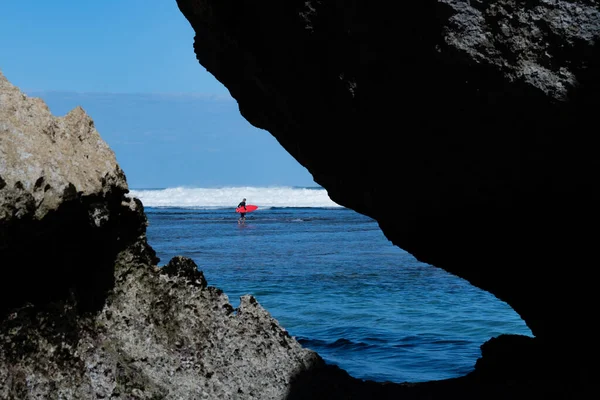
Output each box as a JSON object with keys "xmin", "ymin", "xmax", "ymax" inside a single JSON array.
[{"xmin": 129, "ymin": 186, "xmax": 532, "ymax": 384}]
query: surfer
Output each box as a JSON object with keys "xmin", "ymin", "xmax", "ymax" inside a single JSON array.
[{"xmin": 237, "ymin": 198, "xmax": 247, "ymax": 225}]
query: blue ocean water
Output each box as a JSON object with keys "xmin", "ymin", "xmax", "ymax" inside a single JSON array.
[{"xmin": 130, "ymin": 186, "xmax": 532, "ymax": 383}]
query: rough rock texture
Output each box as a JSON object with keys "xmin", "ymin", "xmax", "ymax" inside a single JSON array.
[
  {"xmin": 0, "ymin": 71, "xmax": 133, "ymax": 315},
  {"xmin": 0, "ymin": 256, "xmax": 323, "ymax": 399},
  {"xmin": 0, "ymin": 74, "xmax": 127, "ymax": 220},
  {"xmin": 0, "ymin": 73, "xmax": 328, "ymax": 399},
  {"xmin": 175, "ymin": 0, "xmax": 599, "ymax": 397}
]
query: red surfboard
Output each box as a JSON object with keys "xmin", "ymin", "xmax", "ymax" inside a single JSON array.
[{"xmin": 236, "ymin": 204, "xmax": 258, "ymax": 213}]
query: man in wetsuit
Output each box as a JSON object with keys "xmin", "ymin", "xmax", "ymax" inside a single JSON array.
[{"xmin": 237, "ymin": 198, "xmax": 247, "ymax": 224}]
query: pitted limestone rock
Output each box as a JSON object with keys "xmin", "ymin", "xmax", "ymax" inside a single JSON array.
[
  {"xmin": 0, "ymin": 70, "xmax": 127, "ymax": 220},
  {"xmin": 161, "ymin": 255, "xmax": 208, "ymax": 288}
]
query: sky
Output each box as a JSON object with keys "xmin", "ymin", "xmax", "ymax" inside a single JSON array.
[{"xmin": 0, "ymin": 0, "xmax": 317, "ymax": 188}]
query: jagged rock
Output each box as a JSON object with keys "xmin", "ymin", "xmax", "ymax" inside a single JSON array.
[
  {"xmin": 0, "ymin": 72, "xmax": 328, "ymax": 399},
  {"xmin": 0, "ymin": 70, "xmax": 150, "ymax": 314},
  {"xmin": 0, "ymin": 256, "xmax": 326, "ymax": 399},
  {"xmin": 175, "ymin": 0, "xmax": 599, "ymax": 397},
  {"xmin": 161, "ymin": 255, "xmax": 208, "ymax": 288},
  {"xmin": 0, "ymin": 71, "xmax": 127, "ymax": 220}
]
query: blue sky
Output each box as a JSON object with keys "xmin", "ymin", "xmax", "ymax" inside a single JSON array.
[{"xmin": 0, "ymin": 0, "xmax": 317, "ymax": 188}]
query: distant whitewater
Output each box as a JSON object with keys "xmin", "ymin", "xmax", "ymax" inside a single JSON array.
[{"xmin": 128, "ymin": 186, "xmax": 342, "ymax": 209}]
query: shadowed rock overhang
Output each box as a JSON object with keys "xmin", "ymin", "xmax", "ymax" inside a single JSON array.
[{"xmin": 175, "ymin": 0, "xmax": 599, "ymax": 369}]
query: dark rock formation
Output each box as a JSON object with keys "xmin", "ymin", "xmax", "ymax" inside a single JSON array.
[
  {"xmin": 0, "ymin": 71, "xmax": 328, "ymax": 399},
  {"xmin": 175, "ymin": 0, "xmax": 599, "ymax": 397},
  {"xmin": 161, "ymin": 255, "xmax": 208, "ymax": 288}
]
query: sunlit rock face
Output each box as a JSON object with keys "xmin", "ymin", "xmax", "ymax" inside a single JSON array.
[
  {"xmin": 0, "ymin": 72, "xmax": 327, "ymax": 399},
  {"xmin": 0, "ymin": 70, "xmax": 133, "ymax": 314},
  {"xmin": 176, "ymin": 0, "xmax": 599, "ymax": 390}
]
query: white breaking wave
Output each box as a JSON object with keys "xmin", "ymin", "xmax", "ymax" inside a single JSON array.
[{"xmin": 127, "ymin": 186, "xmax": 343, "ymax": 208}]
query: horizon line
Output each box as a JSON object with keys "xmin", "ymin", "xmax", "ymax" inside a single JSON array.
[{"xmin": 23, "ymin": 89, "xmax": 235, "ymax": 100}]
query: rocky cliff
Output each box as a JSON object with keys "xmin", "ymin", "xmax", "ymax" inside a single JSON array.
[
  {"xmin": 173, "ymin": 0, "xmax": 599, "ymax": 397},
  {"xmin": 0, "ymin": 72, "xmax": 331, "ymax": 399}
]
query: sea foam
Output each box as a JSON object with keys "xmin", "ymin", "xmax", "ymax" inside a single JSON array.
[{"xmin": 128, "ymin": 186, "xmax": 342, "ymax": 209}]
